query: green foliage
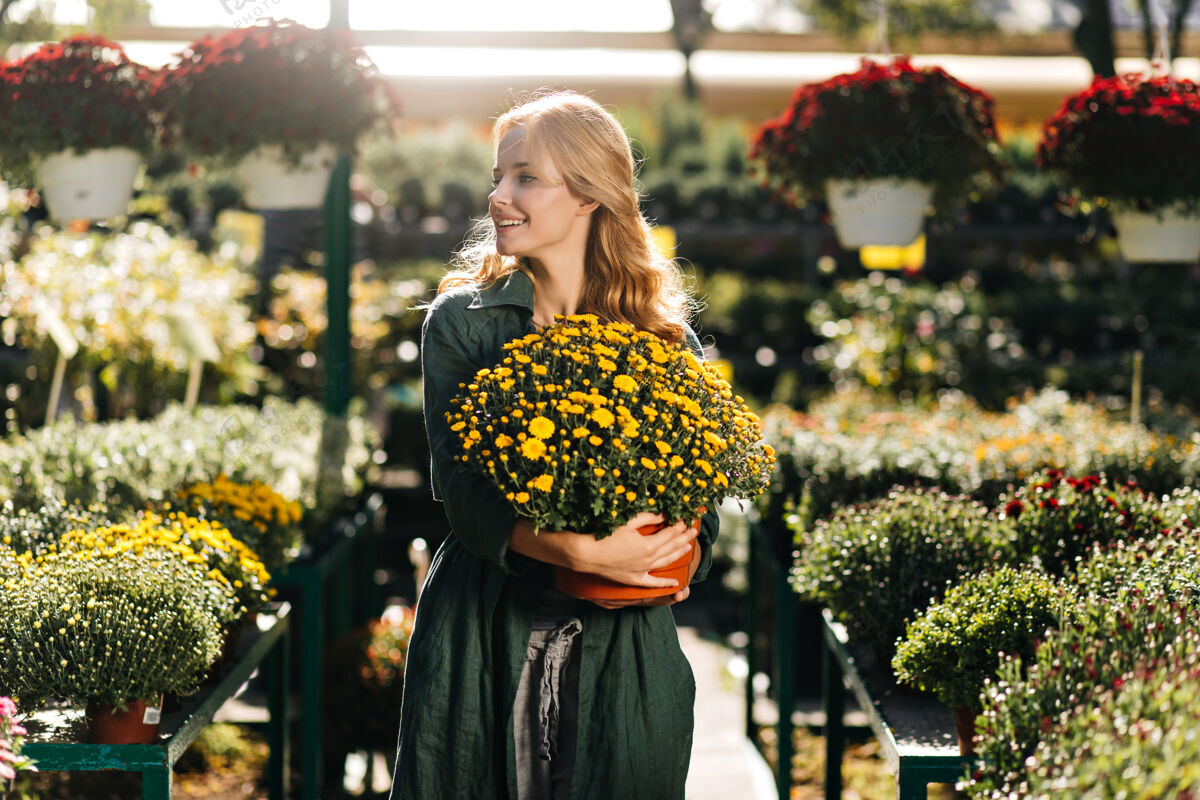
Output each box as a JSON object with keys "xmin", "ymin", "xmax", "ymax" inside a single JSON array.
[
  {"xmin": 1020, "ymin": 631, "xmax": 1200, "ymax": 799},
  {"xmin": 791, "ymin": 486, "xmax": 1001, "ymax": 661},
  {"xmin": 807, "ymin": 272, "xmax": 1022, "ymax": 403},
  {"xmin": 761, "ymin": 388, "xmax": 1200, "ymax": 536},
  {"xmin": 0, "ymin": 397, "xmax": 381, "ymax": 534},
  {"xmin": 892, "ymin": 565, "xmax": 1069, "ymax": 711},
  {"xmin": 358, "ymin": 125, "xmax": 493, "ymax": 222},
  {"xmin": 996, "ymin": 471, "xmax": 1168, "ymax": 575}
]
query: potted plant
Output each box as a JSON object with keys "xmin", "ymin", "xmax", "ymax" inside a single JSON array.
[
  {"xmin": 969, "ymin": 529, "xmax": 1200, "ymax": 797},
  {"xmin": 0, "ymin": 539, "xmax": 230, "ymax": 743},
  {"xmin": 151, "ymin": 20, "xmax": 396, "ymax": 210},
  {"xmin": 323, "ymin": 605, "xmax": 414, "ymax": 758},
  {"xmin": 791, "ymin": 486, "xmax": 1002, "ymax": 662},
  {"xmin": 1038, "ymin": 74, "xmax": 1200, "ymax": 263},
  {"xmin": 0, "ymin": 35, "xmax": 154, "ymax": 221},
  {"xmin": 891, "ymin": 564, "xmax": 1070, "ymax": 755},
  {"xmin": 750, "ymin": 56, "xmax": 1003, "ymax": 248},
  {"xmin": 449, "ymin": 314, "xmax": 775, "ymax": 600}
]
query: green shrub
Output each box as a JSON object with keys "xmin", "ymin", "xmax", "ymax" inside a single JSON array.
[
  {"xmin": 892, "ymin": 564, "xmax": 1069, "ymax": 712},
  {"xmin": 1020, "ymin": 629, "xmax": 1200, "ymax": 799},
  {"xmin": 996, "ymin": 471, "xmax": 1168, "ymax": 574},
  {"xmin": 791, "ymin": 487, "xmax": 1001, "ymax": 661}
]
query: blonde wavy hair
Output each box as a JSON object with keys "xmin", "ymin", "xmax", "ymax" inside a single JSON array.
[{"xmin": 438, "ymin": 91, "xmax": 692, "ymax": 343}]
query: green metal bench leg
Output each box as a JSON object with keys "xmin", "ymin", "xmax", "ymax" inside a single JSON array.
[
  {"xmin": 300, "ymin": 573, "xmax": 325, "ymax": 800},
  {"xmin": 773, "ymin": 567, "xmax": 795, "ymax": 800},
  {"xmin": 897, "ymin": 766, "xmax": 929, "ymax": 800},
  {"xmin": 330, "ymin": 553, "xmax": 352, "ymax": 640},
  {"xmin": 822, "ymin": 638, "xmax": 845, "ymax": 800},
  {"xmin": 141, "ymin": 765, "xmax": 172, "ymax": 800},
  {"xmin": 744, "ymin": 526, "xmax": 759, "ymax": 739},
  {"xmin": 267, "ymin": 624, "xmax": 291, "ymax": 800}
]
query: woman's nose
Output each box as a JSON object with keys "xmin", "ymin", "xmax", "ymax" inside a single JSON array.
[{"xmin": 489, "ymin": 179, "xmax": 508, "ymax": 206}]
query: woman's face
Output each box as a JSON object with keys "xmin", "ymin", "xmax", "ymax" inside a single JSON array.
[{"xmin": 489, "ymin": 125, "xmax": 592, "ymax": 263}]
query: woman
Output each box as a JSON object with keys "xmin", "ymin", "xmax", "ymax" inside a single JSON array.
[{"xmin": 390, "ymin": 91, "xmax": 720, "ymax": 800}]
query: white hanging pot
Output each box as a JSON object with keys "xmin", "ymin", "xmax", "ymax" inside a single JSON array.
[
  {"xmin": 1110, "ymin": 206, "xmax": 1200, "ymax": 263},
  {"xmin": 36, "ymin": 147, "xmax": 141, "ymax": 221},
  {"xmin": 825, "ymin": 178, "xmax": 934, "ymax": 249},
  {"xmin": 236, "ymin": 143, "xmax": 336, "ymax": 210}
]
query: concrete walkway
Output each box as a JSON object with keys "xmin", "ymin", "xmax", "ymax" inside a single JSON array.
[{"xmin": 679, "ymin": 626, "xmax": 778, "ymax": 800}]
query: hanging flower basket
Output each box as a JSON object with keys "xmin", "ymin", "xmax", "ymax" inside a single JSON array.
[
  {"xmin": 750, "ymin": 56, "xmax": 1002, "ymax": 248},
  {"xmin": 235, "ymin": 143, "xmax": 337, "ymax": 210},
  {"xmin": 0, "ymin": 36, "xmax": 153, "ymax": 220},
  {"xmin": 36, "ymin": 147, "xmax": 142, "ymax": 221},
  {"xmin": 1039, "ymin": 73, "xmax": 1200, "ymax": 262},
  {"xmin": 151, "ymin": 20, "xmax": 397, "ymax": 202},
  {"xmin": 825, "ymin": 178, "xmax": 933, "ymax": 248},
  {"xmin": 1109, "ymin": 206, "xmax": 1200, "ymax": 263}
]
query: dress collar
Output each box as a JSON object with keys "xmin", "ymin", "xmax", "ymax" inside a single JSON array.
[{"xmin": 465, "ymin": 269, "xmax": 535, "ymax": 313}]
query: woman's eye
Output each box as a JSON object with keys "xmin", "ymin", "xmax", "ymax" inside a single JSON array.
[
  {"xmin": 519, "ymin": 174, "xmax": 537, "ymax": 184},
  {"xmin": 490, "ymin": 177, "xmax": 501, "ymax": 188}
]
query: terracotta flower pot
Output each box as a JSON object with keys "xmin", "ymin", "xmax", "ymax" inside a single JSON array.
[
  {"xmin": 954, "ymin": 705, "xmax": 977, "ymax": 756},
  {"xmin": 86, "ymin": 696, "xmax": 163, "ymax": 744},
  {"xmin": 553, "ymin": 519, "xmax": 698, "ymax": 601}
]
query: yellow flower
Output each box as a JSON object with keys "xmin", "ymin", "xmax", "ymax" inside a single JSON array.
[
  {"xmin": 528, "ymin": 474, "xmax": 555, "ymax": 492},
  {"xmin": 496, "ymin": 434, "xmax": 514, "ymax": 448},
  {"xmin": 640, "ymin": 457, "xmax": 657, "ymax": 470},
  {"xmin": 598, "ymin": 358, "xmax": 617, "ymax": 371},
  {"xmin": 613, "ymin": 374, "xmax": 638, "ymax": 393},
  {"xmin": 654, "ymin": 441, "xmax": 672, "ymax": 455},
  {"xmin": 520, "ymin": 438, "xmax": 547, "ymax": 460},
  {"xmin": 588, "ymin": 435, "xmax": 604, "ymax": 446},
  {"xmin": 572, "ymin": 427, "xmax": 590, "ymax": 438},
  {"xmin": 515, "ymin": 492, "xmax": 531, "ymax": 503},
  {"xmin": 528, "ymin": 416, "xmax": 556, "ymax": 440},
  {"xmin": 532, "ymin": 364, "xmax": 548, "ymax": 375},
  {"xmin": 590, "ymin": 407, "xmax": 616, "ymax": 428}
]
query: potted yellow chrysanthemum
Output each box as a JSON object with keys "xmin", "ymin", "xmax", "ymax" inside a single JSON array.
[{"xmin": 448, "ymin": 314, "xmax": 774, "ymax": 599}]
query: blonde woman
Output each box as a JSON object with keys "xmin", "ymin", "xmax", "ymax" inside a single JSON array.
[{"xmin": 390, "ymin": 92, "xmax": 719, "ymax": 800}]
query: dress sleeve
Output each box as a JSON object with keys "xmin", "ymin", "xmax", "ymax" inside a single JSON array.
[
  {"xmin": 683, "ymin": 323, "xmax": 720, "ymax": 585},
  {"xmin": 421, "ymin": 299, "xmax": 531, "ymax": 574}
]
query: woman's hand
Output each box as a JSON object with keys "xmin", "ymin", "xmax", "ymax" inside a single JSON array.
[
  {"xmin": 571, "ymin": 511, "xmax": 698, "ymax": 588},
  {"xmin": 587, "ymin": 516, "xmax": 703, "ymax": 610}
]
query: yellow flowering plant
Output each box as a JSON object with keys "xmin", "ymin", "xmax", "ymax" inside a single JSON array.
[
  {"xmin": 0, "ymin": 536, "xmax": 230, "ymax": 708},
  {"xmin": 177, "ymin": 475, "xmax": 304, "ymax": 572},
  {"xmin": 448, "ymin": 314, "xmax": 775, "ymax": 537}
]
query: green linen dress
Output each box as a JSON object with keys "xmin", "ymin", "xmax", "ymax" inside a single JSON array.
[{"xmin": 389, "ymin": 268, "xmax": 719, "ymax": 800}]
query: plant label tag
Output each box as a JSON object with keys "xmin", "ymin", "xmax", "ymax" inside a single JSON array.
[
  {"xmin": 32, "ymin": 297, "xmax": 79, "ymax": 359},
  {"xmin": 166, "ymin": 305, "xmax": 221, "ymax": 363},
  {"xmin": 143, "ymin": 706, "xmax": 161, "ymax": 725}
]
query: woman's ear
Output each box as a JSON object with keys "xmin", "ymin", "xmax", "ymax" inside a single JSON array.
[{"xmin": 576, "ymin": 197, "xmax": 600, "ymax": 216}]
